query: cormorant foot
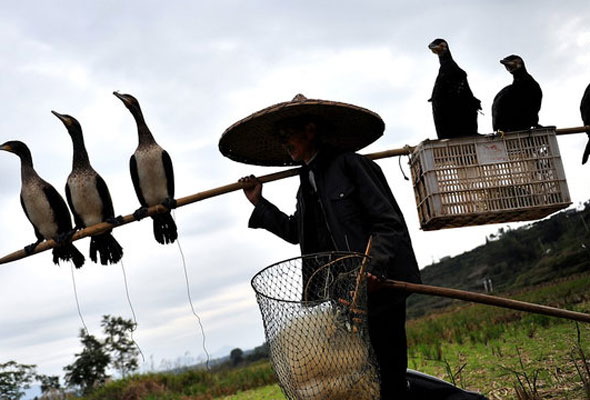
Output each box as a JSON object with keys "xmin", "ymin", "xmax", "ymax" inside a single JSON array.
[
  {"xmin": 24, "ymin": 240, "xmax": 42, "ymax": 255},
  {"xmin": 162, "ymin": 198, "xmax": 177, "ymax": 211},
  {"xmin": 106, "ymin": 215, "xmax": 125, "ymax": 226},
  {"xmin": 133, "ymin": 207, "xmax": 149, "ymax": 221},
  {"xmin": 56, "ymin": 230, "xmax": 76, "ymax": 244}
]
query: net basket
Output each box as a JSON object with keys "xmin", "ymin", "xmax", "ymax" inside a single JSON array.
[
  {"xmin": 410, "ymin": 128, "xmax": 571, "ymax": 230},
  {"xmin": 251, "ymin": 252, "xmax": 380, "ymax": 400}
]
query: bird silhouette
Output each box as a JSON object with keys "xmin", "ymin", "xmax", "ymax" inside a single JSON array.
[
  {"xmin": 580, "ymin": 82, "xmax": 590, "ymax": 165},
  {"xmin": 113, "ymin": 92, "xmax": 178, "ymax": 245},
  {"xmin": 428, "ymin": 38, "xmax": 481, "ymax": 139},
  {"xmin": 492, "ymin": 55, "xmax": 542, "ymax": 132},
  {"xmin": 0, "ymin": 140, "xmax": 84, "ymax": 268},
  {"xmin": 52, "ymin": 111, "xmax": 124, "ymax": 264}
]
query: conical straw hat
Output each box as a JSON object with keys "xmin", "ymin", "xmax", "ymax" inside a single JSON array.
[{"xmin": 219, "ymin": 94, "xmax": 385, "ymax": 166}]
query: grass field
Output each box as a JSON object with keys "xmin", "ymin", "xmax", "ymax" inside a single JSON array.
[
  {"xmin": 217, "ymin": 319, "xmax": 590, "ymax": 400},
  {"xmin": 79, "ymin": 274, "xmax": 590, "ymax": 400},
  {"xmin": 220, "ymin": 275, "xmax": 590, "ymax": 400}
]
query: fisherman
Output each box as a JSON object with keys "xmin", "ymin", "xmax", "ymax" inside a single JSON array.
[{"xmin": 220, "ymin": 94, "xmax": 421, "ymax": 398}]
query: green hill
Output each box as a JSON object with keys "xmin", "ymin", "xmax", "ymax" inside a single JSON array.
[{"xmin": 407, "ymin": 201, "xmax": 590, "ymax": 319}]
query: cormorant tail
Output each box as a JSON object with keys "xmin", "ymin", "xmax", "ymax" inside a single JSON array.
[
  {"xmin": 152, "ymin": 212, "xmax": 178, "ymax": 245},
  {"xmin": 52, "ymin": 244, "xmax": 85, "ymax": 269},
  {"xmin": 90, "ymin": 232, "xmax": 124, "ymax": 265}
]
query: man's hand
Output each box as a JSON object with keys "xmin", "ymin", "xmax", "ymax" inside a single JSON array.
[
  {"xmin": 239, "ymin": 175, "xmax": 262, "ymax": 206},
  {"xmin": 366, "ymin": 272, "xmax": 385, "ymax": 293}
]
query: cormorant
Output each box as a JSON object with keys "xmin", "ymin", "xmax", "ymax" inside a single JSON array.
[
  {"xmin": 580, "ymin": 82, "xmax": 590, "ymax": 165},
  {"xmin": 52, "ymin": 111, "xmax": 124, "ymax": 265},
  {"xmin": 113, "ymin": 92, "xmax": 178, "ymax": 245},
  {"xmin": 0, "ymin": 140, "xmax": 85, "ymax": 268},
  {"xmin": 492, "ymin": 55, "xmax": 542, "ymax": 132},
  {"xmin": 428, "ymin": 38, "xmax": 481, "ymax": 139}
]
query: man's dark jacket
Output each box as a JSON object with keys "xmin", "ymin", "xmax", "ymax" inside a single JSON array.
[{"xmin": 249, "ymin": 151, "xmax": 421, "ymax": 292}]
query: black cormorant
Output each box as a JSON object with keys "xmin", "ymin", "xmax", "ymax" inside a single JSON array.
[
  {"xmin": 52, "ymin": 111, "xmax": 124, "ymax": 264},
  {"xmin": 113, "ymin": 92, "xmax": 178, "ymax": 245},
  {"xmin": 0, "ymin": 140, "xmax": 85, "ymax": 268},
  {"xmin": 428, "ymin": 38, "xmax": 481, "ymax": 139},
  {"xmin": 492, "ymin": 55, "xmax": 542, "ymax": 132},
  {"xmin": 580, "ymin": 82, "xmax": 590, "ymax": 165}
]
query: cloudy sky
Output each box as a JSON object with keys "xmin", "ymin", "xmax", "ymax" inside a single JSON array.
[{"xmin": 1, "ymin": 0, "xmax": 589, "ymax": 383}]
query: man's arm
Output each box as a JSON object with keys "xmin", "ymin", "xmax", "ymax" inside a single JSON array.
[{"xmin": 239, "ymin": 175, "xmax": 299, "ymax": 245}]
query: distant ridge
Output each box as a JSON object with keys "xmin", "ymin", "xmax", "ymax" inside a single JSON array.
[{"xmin": 407, "ymin": 201, "xmax": 590, "ymax": 319}]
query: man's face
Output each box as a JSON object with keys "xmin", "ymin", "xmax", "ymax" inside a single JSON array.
[{"xmin": 281, "ymin": 125, "xmax": 316, "ymax": 163}]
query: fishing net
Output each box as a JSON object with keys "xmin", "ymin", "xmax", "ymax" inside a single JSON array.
[{"xmin": 251, "ymin": 252, "xmax": 380, "ymax": 400}]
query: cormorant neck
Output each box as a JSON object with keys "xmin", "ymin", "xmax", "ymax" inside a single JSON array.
[
  {"xmin": 69, "ymin": 130, "xmax": 91, "ymax": 169},
  {"xmin": 512, "ymin": 67, "xmax": 529, "ymax": 80},
  {"xmin": 19, "ymin": 159, "xmax": 37, "ymax": 182},
  {"xmin": 137, "ymin": 122, "xmax": 156, "ymax": 146},
  {"xmin": 438, "ymin": 51, "xmax": 453, "ymax": 65},
  {"xmin": 131, "ymin": 109, "xmax": 156, "ymax": 146}
]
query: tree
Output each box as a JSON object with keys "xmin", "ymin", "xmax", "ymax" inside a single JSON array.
[
  {"xmin": 229, "ymin": 348, "xmax": 243, "ymax": 366},
  {"xmin": 0, "ymin": 360, "xmax": 37, "ymax": 400},
  {"xmin": 63, "ymin": 329, "xmax": 110, "ymax": 395},
  {"xmin": 36, "ymin": 374, "xmax": 62, "ymax": 399},
  {"xmin": 101, "ymin": 315, "xmax": 140, "ymax": 378}
]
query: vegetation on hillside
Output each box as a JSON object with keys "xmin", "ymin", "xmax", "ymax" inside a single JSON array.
[{"xmin": 407, "ymin": 201, "xmax": 590, "ymax": 318}]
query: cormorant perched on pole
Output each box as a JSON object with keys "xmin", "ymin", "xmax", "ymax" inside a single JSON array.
[
  {"xmin": 0, "ymin": 140, "xmax": 85, "ymax": 268},
  {"xmin": 492, "ymin": 55, "xmax": 542, "ymax": 133},
  {"xmin": 428, "ymin": 38, "xmax": 481, "ymax": 139},
  {"xmin": 52, "ymin": 111, "xmax": 124, "ymax": 264},
  {"xmin": 580, "ymin": 82, "xmax": 590, "ymax": 165},
  {"xmin": 113, "ymin": 92, "xmax": 178, "ymax": 245}
]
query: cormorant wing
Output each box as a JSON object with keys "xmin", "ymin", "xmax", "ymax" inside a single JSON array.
[
  {"xmin": 43, "ymin": 185, "xmax": 73, "ymax": 234},
  {"xmin": 95, "ymin": 174, "xmax": 115, "ymax": 220},
  {"xmin": 582, "ymin": 138, "xmax": 590, "ymax": 165},
  {"xmin": 492, "ymin": 86, "xmax": 512, "ymax": 131},
  {"xmin": 527, "ymin": 78, "xmax": 543, "ymax": 121},
  {"xmin": 434, "ymin": 67, "xmax": 480, "ymax": 110},
  {"xmin": 581, "ymin": 83, "xmax": 590, "ymax": 126},
  {"xmin": 129, "ymin": 155, "xmax": 148, "ymax": 207},
  {"xmin": 581, "ymin": 83, "xmax": 590, "ymax": 165},
  {"xmin": 161, "ymin": 150, "xmax": 174, "ymax": 199}
]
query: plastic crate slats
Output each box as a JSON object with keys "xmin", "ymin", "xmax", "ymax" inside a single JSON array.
[{"xmin": 409, "ymin": 128, "xmax": 571, "ymax": 230}]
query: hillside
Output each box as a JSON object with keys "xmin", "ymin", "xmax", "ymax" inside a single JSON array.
[{"xmin": 407, "ymin": 201, "xmax": 590, "ymax": 319}]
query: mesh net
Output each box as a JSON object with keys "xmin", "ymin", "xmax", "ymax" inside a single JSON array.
[{"xmin": 251, "ymin": 252, "xmax": 380, "ymax": 400}]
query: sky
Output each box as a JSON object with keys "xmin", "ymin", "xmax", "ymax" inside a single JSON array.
[{"xmin": 0, "ymin": 0, "xmax": 589, "ymax": 385}]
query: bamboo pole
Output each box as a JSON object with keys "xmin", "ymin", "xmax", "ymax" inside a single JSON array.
[
  {"xmin": 384, "ymin": 279, "xmax": 590, "ymax": 324},
  {"xmin": 1, "ymin": 125, "xmax": 587, "ymax": 266},
  {"xmin": 555, "ymin": 125, "xmax": 590, "ymax": 135},
  {"xmin": 0, "ymin": 147, "xmax": 414, "ymax": 265}
]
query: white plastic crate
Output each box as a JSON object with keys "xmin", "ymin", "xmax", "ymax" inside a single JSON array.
[{"xmin": 410, "ymin": 128, "xmax": 571, "ymax": 230}]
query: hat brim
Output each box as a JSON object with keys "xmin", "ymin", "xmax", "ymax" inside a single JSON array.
[{"xmin": 219, "ymin": 97, "xmax": 385, "ymax": 166}]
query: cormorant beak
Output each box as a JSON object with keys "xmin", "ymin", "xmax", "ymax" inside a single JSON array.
[
  {"xmin": 428, "ymin": 42, "xmax": 439, "ymax": 54},
  {"xmin": 113, "ymin": 91, "xmax": 131, "ymax": 106},
  {"xmin": 51, "ymin": 110, "xmax": 69, "ymax": 124},
  {"xmin": 51, "ymin": 110, "xmax": 72, "ymax": 128},
  {"xmin": 500, "ymin": 58, "xmax": 519, "ymax": 73},
  {"xmin": 0, "ymin": 143, "xmax": 13, "ymax": 152}
]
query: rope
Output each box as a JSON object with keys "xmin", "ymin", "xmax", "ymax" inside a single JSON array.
[
  {"xmin": 173, "ymin": 210, "xmax": 211, "ymax": 370},
  {"xmin": 70, "ymin": 262, "xmax": 89, "ymax": 335},
  {"xmin": 120, "ymin": 259, "xmax": 145, "ymax": 362},
  {"xmin": 398, "ymin": 153, "xmax": 409, "ymax": 181}
]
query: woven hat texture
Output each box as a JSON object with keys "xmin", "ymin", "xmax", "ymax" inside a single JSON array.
[{"xmin": 219, "ymin": 94, "xmax": 385, "ymax": 166}]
